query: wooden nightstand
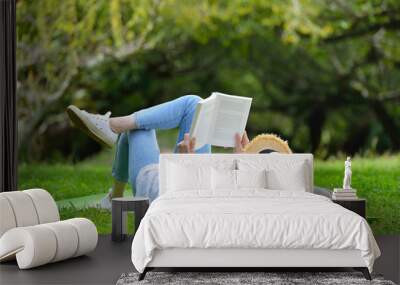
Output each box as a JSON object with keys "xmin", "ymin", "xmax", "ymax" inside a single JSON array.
[{"xmin": 332, "ymin": 198, "xmax": 366, "ymax": 218}]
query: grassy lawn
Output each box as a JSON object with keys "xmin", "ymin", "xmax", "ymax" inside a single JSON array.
[
  {"xmin": 19, "ymin": 152, "xmax": 399, "ymax": 235},
  {"xmin": 314, "ymin": 155, "xmax": 400, "ymax": 235}
]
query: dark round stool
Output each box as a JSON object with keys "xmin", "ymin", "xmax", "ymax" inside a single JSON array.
[{"xmin": 111, "ymin": 197, "xmax": 149, "ymax": 242}]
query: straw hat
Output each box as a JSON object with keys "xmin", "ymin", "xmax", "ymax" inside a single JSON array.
[{"xmin": 243, "ymin": 133, "xmax": 292, "ymax": 154}]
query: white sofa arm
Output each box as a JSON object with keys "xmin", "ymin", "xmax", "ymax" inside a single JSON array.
[{"xmin": 0, "ymin": 218, "xmax": 98, "ymax": 269}]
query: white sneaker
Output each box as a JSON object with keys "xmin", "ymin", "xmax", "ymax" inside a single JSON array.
[
  {"xmin": 67, "ymin": 105, "xmax": 118, "ymax": 148},
  {"xmin": 98, "ymin": 188, "xmax": 113, "ymax": 210}
]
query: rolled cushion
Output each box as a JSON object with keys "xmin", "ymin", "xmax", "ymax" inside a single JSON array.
[
  {"xmin": 0, "ymin": 189, "xmax": 60, "ymax": 238},
  {"xmin": 64, "ymin": 218, "xmax": 98, "ymax": 257},
  {"xmin": 0, "ymin": 218, "xmax": 97, "ymax": 269},
  {"xmin": 23, "ymin": 189, "xmax": 60, "ymax": 224},
  {"xmin": 0, "ymin": 191, "xmax": 39, "ymax": 227},
  {"xmin": 42, "ymin": 221, "xmax": 79, "ymax": 262},
  {"xmin": 0, "ymin": 226, "xmax": 57, "ymax": 268},
  {"xmin": 0, "ymin": 196, "xmax": 17, "ymax": 237}
]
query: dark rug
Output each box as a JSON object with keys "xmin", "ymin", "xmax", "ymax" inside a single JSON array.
[{"xmin": 116, "ymin": 272, "xmax": 395, "ymax": 285}]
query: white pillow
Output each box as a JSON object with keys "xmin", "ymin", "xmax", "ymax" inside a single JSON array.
[
  {"xmin": 237, "ymin": 158, "xmax": 309, "ymax": 191},
  {"xmin": 266, "ymin": 162, "xmax": 306, "ymax": 191},
  {"xmin": 212, "ymin": 169, "xmax": 237, "ymax": 190},
  {"xmin": 236, "ymin": 169, "xmax": 267, "ymax": 189},
  {"xmin": 167, "ymin": 163, "xmax": 212, "ymax": 191}
]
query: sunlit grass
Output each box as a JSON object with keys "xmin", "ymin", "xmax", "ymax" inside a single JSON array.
[
  {"xmin": 315, "ymin": 155, "xmax": 400, "ymax": 234},
  {"xmin": 60, "ymin": 206, "xmax": 134, "ymax": 234},
  {"xmin": 18, "ymin": 163, "xmax": 114, "ymax": 201},
  {"xmin": 19, "ymin": 150, "xmax": 399, "ymax": 235}
]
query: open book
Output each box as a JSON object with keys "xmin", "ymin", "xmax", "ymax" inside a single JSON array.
[{"xmin": 189, "ymin": 92, "xmax": 252, "ymax": 150}]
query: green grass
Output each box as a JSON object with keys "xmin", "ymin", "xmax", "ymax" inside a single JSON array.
[
  {"xmin": 60, "ymin": 207, "xmax": 113, "ymax": 234},
  {"xmin": 315, "ymin": 155, "xmax": 400, "ymax": 235},
  {"xmin": 18, "ymin": 163, "xmax": 114, "ymax": 201},
  {"xmin": 59, "ymin": 206, "xmax": 134, "ymax": 234},
  {"xmin": 18, "ymin": 129, "xmax": 180, "ymax": 201},
  {"xmin": 19, "ymin": 152, "xmax": 399, "ymax": 235}
]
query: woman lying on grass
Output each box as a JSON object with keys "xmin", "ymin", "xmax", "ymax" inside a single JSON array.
[{"xmin": 67, "ymin": 95, "xmax": 249, "ymax": 209}]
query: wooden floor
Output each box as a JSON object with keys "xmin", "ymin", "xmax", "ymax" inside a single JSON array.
[{"xmin": 0, "ymin": 235, "xmax": 398, "ymax": 285}]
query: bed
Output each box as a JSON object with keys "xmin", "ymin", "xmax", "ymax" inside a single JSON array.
[{"xmin": 131, "ymin": 154, "xmax": 380, "ymax": 280}]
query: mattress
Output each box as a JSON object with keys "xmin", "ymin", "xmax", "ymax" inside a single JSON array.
[{"xmin": 131, "ymin": 190, "xmax": 380, "ymax": 273}]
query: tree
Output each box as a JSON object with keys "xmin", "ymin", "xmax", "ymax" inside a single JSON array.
[{"xmin": 16, "ymin": 0, "xmax": 400, "ymax": 160}]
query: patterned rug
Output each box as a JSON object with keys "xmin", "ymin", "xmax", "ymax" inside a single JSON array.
[{"xmin": 116, "ymin": 271, "xmax": 395, "ymax": 285}]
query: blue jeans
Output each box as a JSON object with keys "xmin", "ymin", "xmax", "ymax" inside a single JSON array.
[{"xmin": 111, "ymin": 95, "xmax": 211, "ymax": 198}]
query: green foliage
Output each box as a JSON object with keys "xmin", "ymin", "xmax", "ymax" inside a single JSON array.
[
  {"xmin": 16, "ymin": 0, "xmax": 400, "ymax": 237},
  {"xmin": 16, "ymin": 0, "xmax": 400, "ymax": 161}
]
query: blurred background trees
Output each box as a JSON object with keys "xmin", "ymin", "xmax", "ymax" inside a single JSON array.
[{"xmin": 16, "ymin": 0, "xmax": 400, "ymax": 162}]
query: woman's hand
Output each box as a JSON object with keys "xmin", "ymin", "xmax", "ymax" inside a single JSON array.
[
  {"xmin": 234, "ymin": 131, "xmax": 250, "ymax": 153},
  {"xmin": 177, "ymin": 133, "xmax": 196, "ymax": 153}
]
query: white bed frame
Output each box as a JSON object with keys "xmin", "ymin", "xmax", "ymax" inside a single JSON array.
[{"xmin": 139, "ymin": 154, "xmax": 371, "ymax": 280}]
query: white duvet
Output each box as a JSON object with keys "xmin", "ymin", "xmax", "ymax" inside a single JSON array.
[{"xmin": 131, "ymin": 190, "xmax": 380, "ymax": 273}]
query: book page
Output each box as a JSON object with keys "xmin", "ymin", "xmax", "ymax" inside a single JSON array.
[
  {"xmin": 189, "ymin": 96, "xmax": 216, "ymax": 149},
  {"xmin": 210, "ymin": 93, "xmax": 252, "ymax": 147}
]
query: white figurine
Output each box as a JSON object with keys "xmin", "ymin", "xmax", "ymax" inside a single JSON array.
[{"xmin": 343, "ymin": 156, "xmax": 352, "ymax": 190}]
